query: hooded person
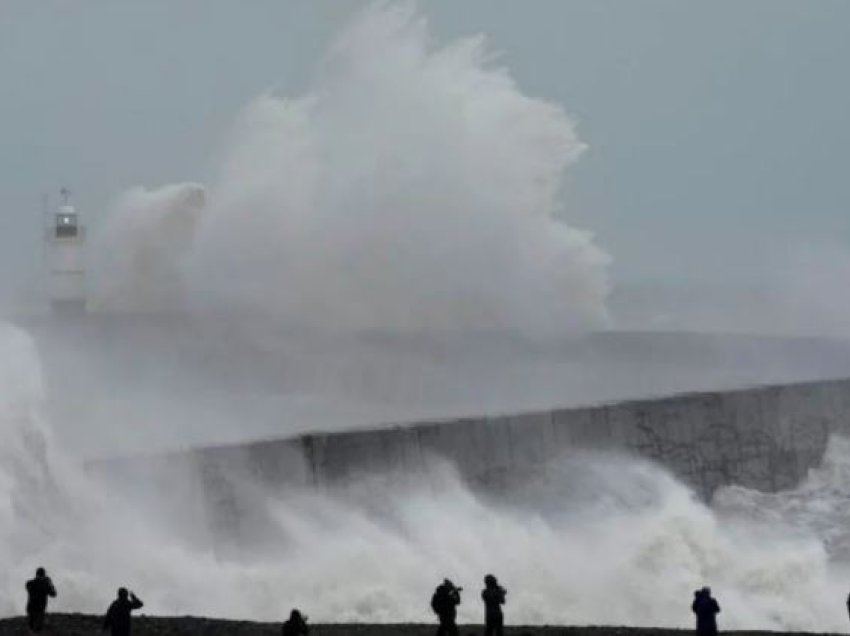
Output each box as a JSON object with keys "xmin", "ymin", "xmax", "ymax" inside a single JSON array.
[
  {"xmin": 25, "ymin": 567, "xmax": 57, "ymax": 633},
  {"xmin": 103, "ymin": 587, "xmax": 144, "ymax": 636},
  {"xmin": 431, "ymin": 578, "xmax": 462, "ymax": 636},
  {"xmin": 281, "ymin": 609, "xmax": 309, "ymax": 636},
  {"xmin": 692, "ymin": 586, "xmax": 721, "ymax": 636},
  {"xmin": 481, "ymin": 574, "xmax": 506, "ymax": 636}
]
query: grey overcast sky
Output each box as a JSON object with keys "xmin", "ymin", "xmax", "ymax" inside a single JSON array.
[{"xmin": 1, "ymin": 0, "xmax": 849, "ymax": 303}]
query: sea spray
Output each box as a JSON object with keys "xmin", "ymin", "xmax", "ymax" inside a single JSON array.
[
  {"xmin": 91, "ymin": 3, "xmax": 610, "ymax": 336},
  {"xmin": 1, "ymin": 324, "xmax": 849, "ymax": 630},
  {"xmin": 88, "ymin": 183, "xmax": 206, "ymax": 313},
  {"xmin": 6, "ymin": 3, "xmax": 850, "ymax": 630}
]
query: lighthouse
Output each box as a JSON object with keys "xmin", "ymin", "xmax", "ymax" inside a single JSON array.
[{"xmin": 46, "ymin": 188, "xmax": 86, "ymax": 314}]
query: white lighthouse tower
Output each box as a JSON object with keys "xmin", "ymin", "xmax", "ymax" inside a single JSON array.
[{"xmin": 46, "ymin": 187, "xmax": 87, "ymax": 313}]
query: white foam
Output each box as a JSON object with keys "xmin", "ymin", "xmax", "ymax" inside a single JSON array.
[
  {"xmin": 1, "ymin": 318, "xmax": 849, "ymax": 629},
  {"xmin": 91, "ymin": 3, "xmax": 610, "ymax": 337}
]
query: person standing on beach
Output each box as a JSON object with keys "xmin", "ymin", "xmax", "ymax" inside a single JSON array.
[
  {"xmin": 431, "ymin": 578, "xmax": 461, "ymax": 636},
  {"xmin": 481, "ymin": 574, "xmax": 506, "ymax": 636},
  {"xmin": 281, "ymin": 609, "xmax": 309, "ymax": 636},
  {"xmin": 103, "ymin": 588, "xmax": 143, "ymax": 636},
  {"xmin": 25, "ymin": 567, "xmax": 57, "ymax": 633},
  {"xmin": 692, "ymin": 587, "xmax": 720, "ymax": 636}
]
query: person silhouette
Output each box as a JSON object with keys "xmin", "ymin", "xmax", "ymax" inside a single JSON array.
[
  {"xmin": 281, "ymin": 609, "xmax": 309, "ymax": 636},
  {"xmin": 103, "ymin": 587, "xmax": 144, "ymax": 636},
  {"xmin": 431, "ymin": 578, "xmax": 461, "ymax": 636},
  {"xmin": 692, "ymin": 586, "xmax": 720, "ymax": 636},
  {"xmin": 481, "ymin": 574, "xmax": 506, "ymax": 636},
  {"xmin": 25, "ymin": 567, "xmax": 57, "ymax": 633}
]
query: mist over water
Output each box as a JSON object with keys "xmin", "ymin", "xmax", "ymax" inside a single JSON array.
[
  {"xmin": 1, "ymin": 320, "xmax": 850, "ymax": 628},
  {"xmin": 1, "ymin": 319, "xmax": 850, "ymax": 627},
  {"xmin": 6, "ymin": 3, "xmax": 850, "ymax": 631},
  {"xmin": 90, "ymin": 2, "xmax": 609, "ymax": 336},
  {"xmin": 89, "ymin": 183, "xmax": 206, "ymax": 313}
]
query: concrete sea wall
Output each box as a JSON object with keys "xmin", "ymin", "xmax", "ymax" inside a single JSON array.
[
  {"xmin": 118, "ymin": 377, "xmax": 850, "ymax": 495},
  {"xmin": 97, "ymin": 377, "xmax": 850, "ymax": 546},
  {"xmin": 284, "ymin": 377, "xmax": 850, "ymax": 498}
]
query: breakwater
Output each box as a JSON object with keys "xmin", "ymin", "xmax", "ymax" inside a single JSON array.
[
  {"xmin": 96, "ymin": 377, "xmax": 850, "ymax": 550},
  {"xmin": 219, "ymin": 377, "xmax": 850, "ymax": 498}
]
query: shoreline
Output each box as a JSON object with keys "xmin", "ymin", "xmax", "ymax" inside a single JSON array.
[{"xmin": 0, "ymin": 615, "xmax": 842, "ymax": 636}]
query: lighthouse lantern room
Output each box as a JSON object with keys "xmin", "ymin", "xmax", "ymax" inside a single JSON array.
[{"xmin": 46, "ymin": 188, "xmax": 86, "ymax": 314}]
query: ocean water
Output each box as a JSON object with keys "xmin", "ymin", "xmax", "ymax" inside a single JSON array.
[
  {"xmin": 2, "ymin": 320, "xmax": 850, "ymax": 629},
  {"xmin": 6, "ymin": 3, "xmax": 848, "ymax": 629}
]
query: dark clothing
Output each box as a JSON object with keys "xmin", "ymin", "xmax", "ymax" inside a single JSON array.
[
  {"xmin": 27, "ymin": 612, "xmax": 46, "ymax": 634},
  {"xmin": 482, "ymin": 585, "xmax": 506, "ymax": 636},
  {"xmin": 103, "ymin": 595, "xmax": 144, "ymax": 636},
  {"xmin": 432, "ymin": 584, "xmax": 461, "ymax": 636},
  {"xmin": 25, "ymin": 575, "xmax": 56, "ymax": 632},
  {"xmin": 692, "ymin": 592, "xmax": 720, "ymax": 636},
  {"xmin": 484, "ymin": 612, "xmax": 503, "ymax": 636},
  {"xmin": 281, "ymin": 615, "xmax": 309, "ymax": 636},
  {"xmin": 436, "ymin": 613, "xmax": 459, "ymax": 636}
]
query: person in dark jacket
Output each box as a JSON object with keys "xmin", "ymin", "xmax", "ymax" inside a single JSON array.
[
  {"xmin": 103, "ymin": 588, "xmax": 144, "ymax": 636},
  {"xmin": 281, "ymin": 609, "xmax": 309, "ymax": 636},
  {"xmin": 692, "ymin": 587, "xmax": 720, "ymax": 636},
  {"xmin": 431, "ymin": 578, "xmax": 461, "ymax": 636},
  {"xmin": 481, "ymin": 574, "xmax": 506, "ymax": 636},
  {"xmin": 25, "ymin": 567, "xmax": 57, "ymax": 633}
]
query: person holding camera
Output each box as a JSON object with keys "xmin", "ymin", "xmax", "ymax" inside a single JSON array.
[
  {"xmin": 25, "ymin": 567, "xmax": 57, "ymax": 633},
  {"xmin": 481, "ymin": 574, "xmax": 506, "ymax": 636},
  {"xmin": 103, "ymin": 587, "xmax": 144, "ymax": 636},
  {"xmin": 431, "ymin": 578, "xmax": 462, "ymax": 636},
  {"xmin": 692, "ymin": 586, "xmax": 720, "ymax": 636}
]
